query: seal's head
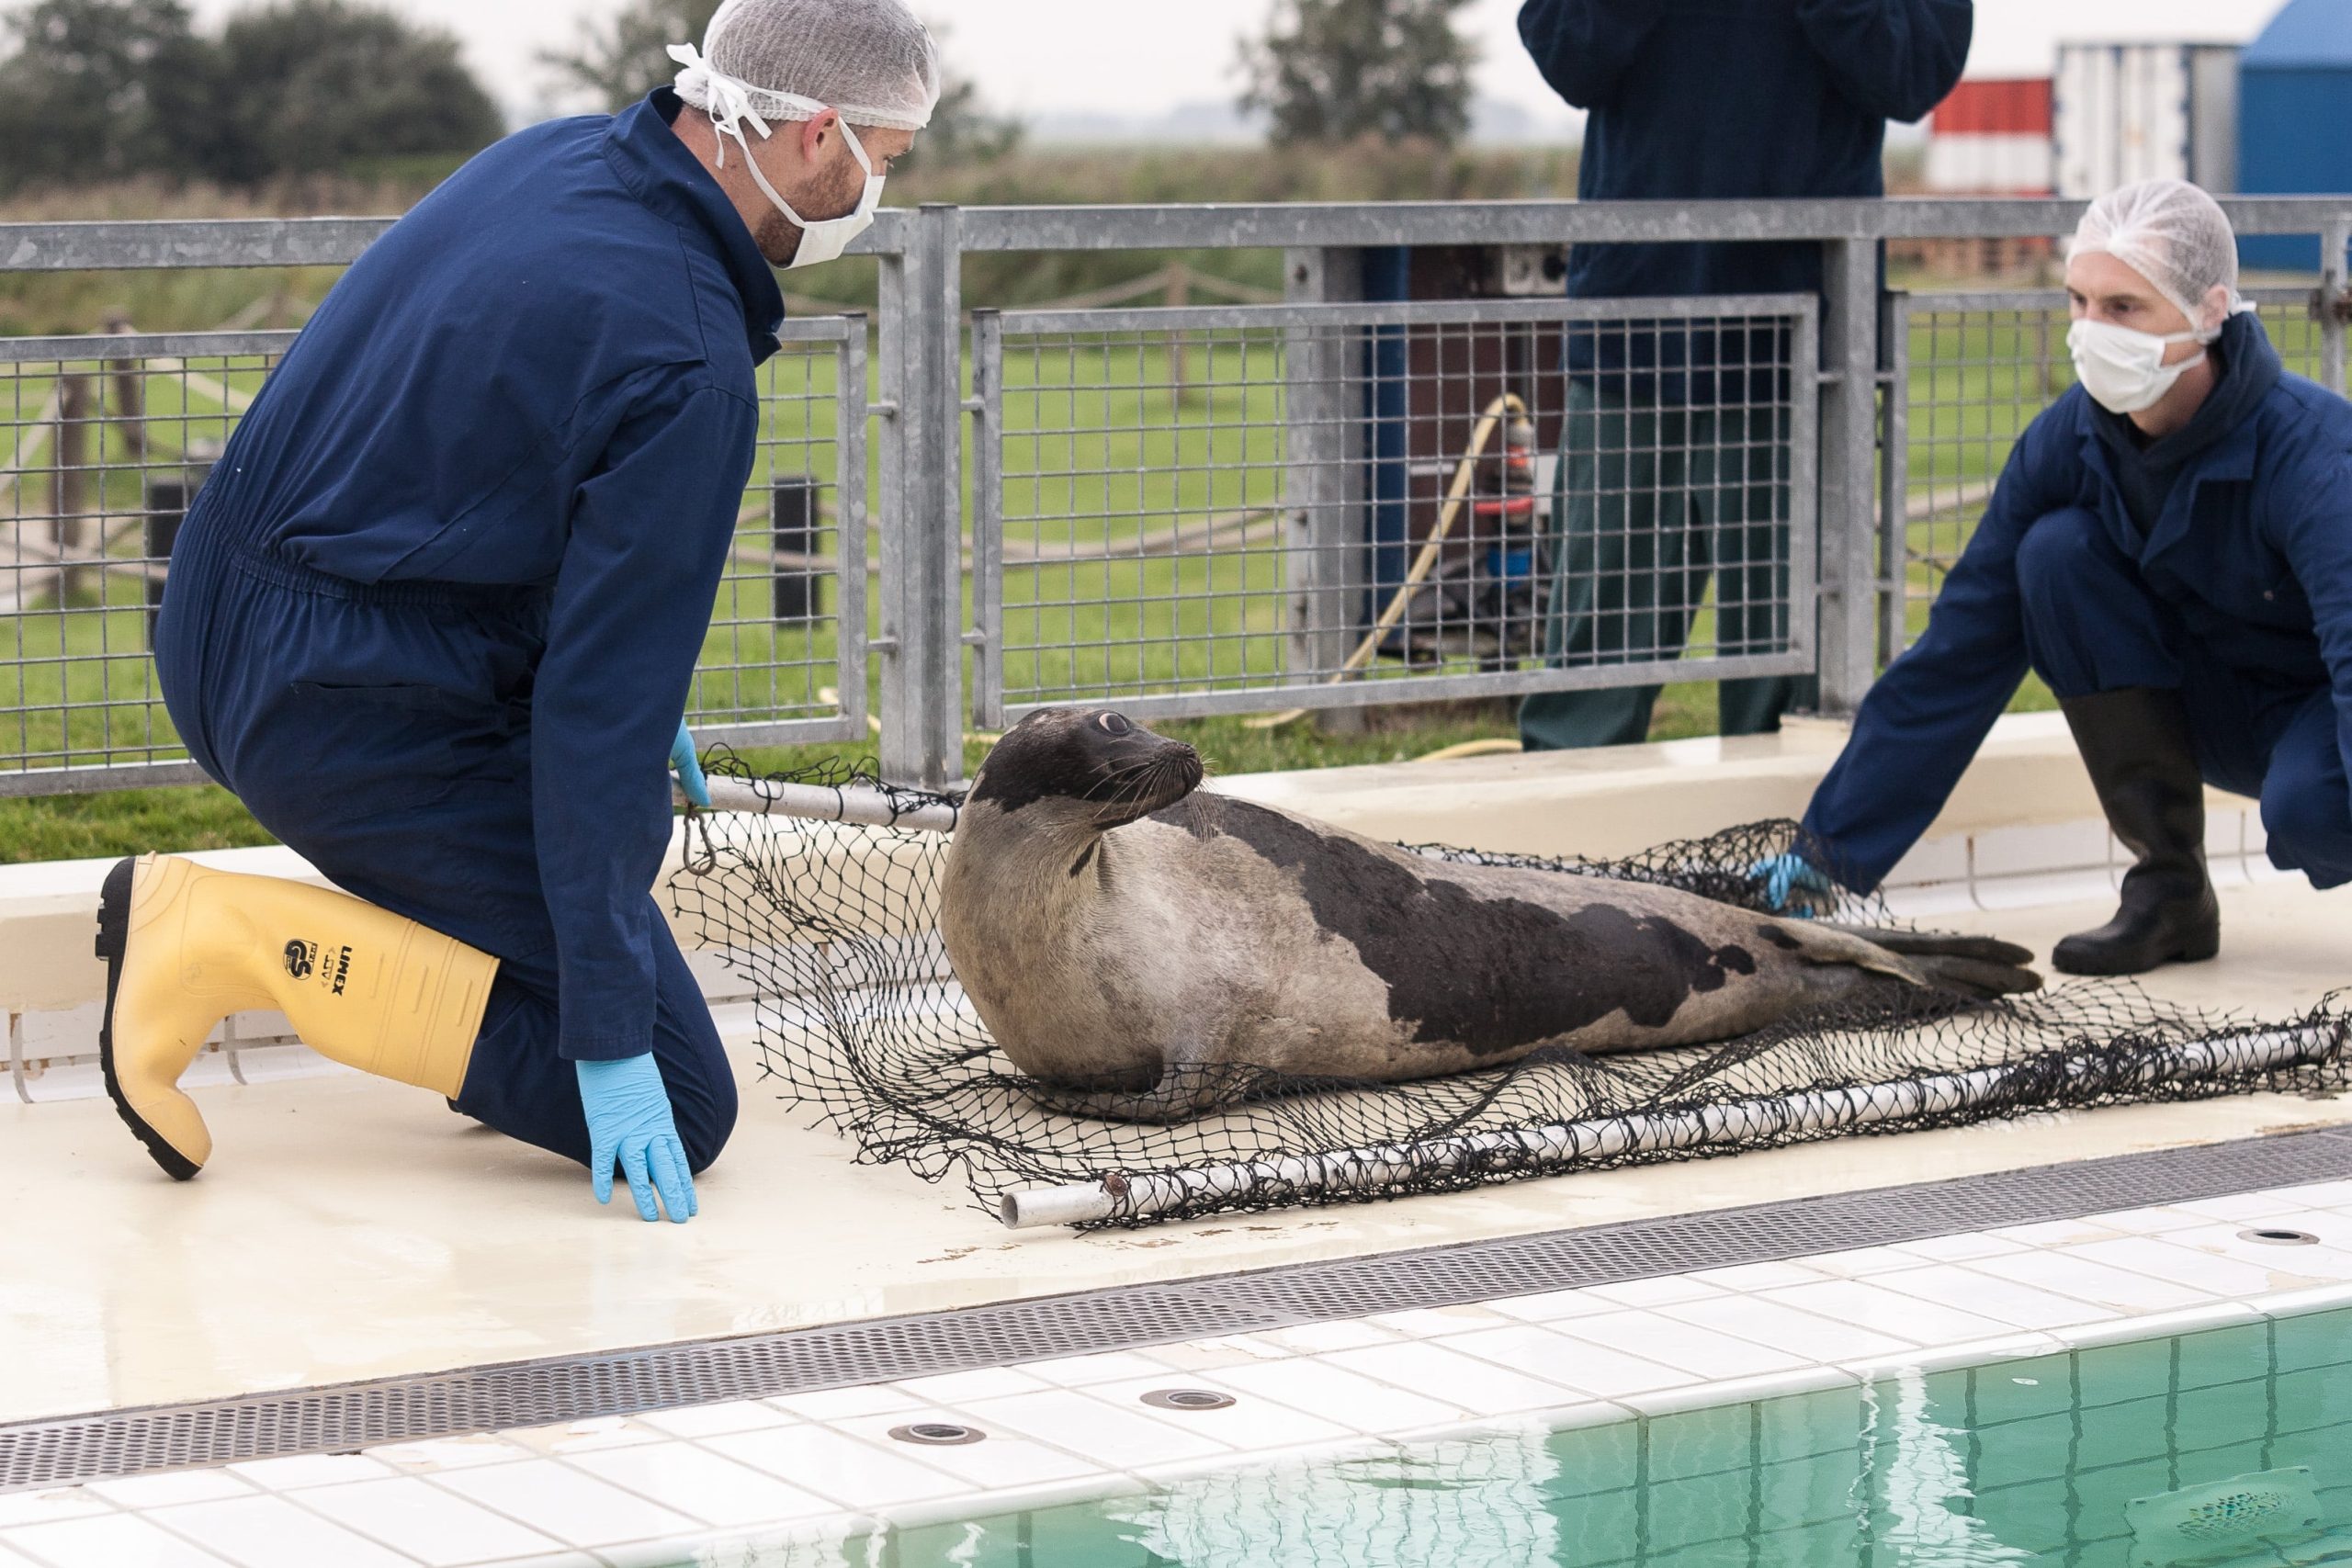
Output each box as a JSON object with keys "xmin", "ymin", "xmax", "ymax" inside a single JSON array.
[{"xmin": 966, "ymin": 706, "xmax": 1204, "ymax": 832}]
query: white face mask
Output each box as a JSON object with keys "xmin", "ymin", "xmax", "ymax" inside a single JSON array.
[
  {"xmin": 667, "ymin": 43, "xmax": 885, "ymax": 270},
  {"xmin": 2067, "ymin": 318, "xmax": 2209, "ymax": 416}
]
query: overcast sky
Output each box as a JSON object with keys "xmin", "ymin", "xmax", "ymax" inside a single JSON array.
[{"xmin": 187, "ymin": 0, "xmax": 2299, "ymax": 129}]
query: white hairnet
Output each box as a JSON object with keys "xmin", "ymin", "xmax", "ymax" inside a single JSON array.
[
  {"xmin": 673, "ymin": 0, "xmax": 941, "ymax": 133},
  {"xmin": 2069, "ymin": 179, "xmax": 2245, "ymax": 337}
]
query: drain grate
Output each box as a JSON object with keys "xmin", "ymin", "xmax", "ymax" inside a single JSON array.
[{"xmin": 6, "ymin": 1126, "xmax": 2347, "ymax": 1493}]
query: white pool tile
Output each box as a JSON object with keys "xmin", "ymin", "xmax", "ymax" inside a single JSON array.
[
  {"xmin": 222, "ymin": 1454, "xmax": 395, "ymax": 1491},
  {"xmin": 1985, "ymin": 1218, "xmax": 2126, "ymax": 1248},
  {"xmin": 3, "ymin": 1514, "xmax": 234, "ymax": 1568},
  {"xmin": 951, "ymin": 1387, "xmax": 1232, "ymax": 1470},
  {"xmin": 2082, "ymin": 1206, "xmax": 2210, "ymax": 1236},
  {"xmin": 1085, "ymin": 1376, "xmax": 1354, "ymax": 1450},
  {"xmin": 1792, "ymin": 1246, "xmax": 1927, "ymax": 1280},
  {"xmin": 1683, "ymin": 1260, "xmax": 1831, "ymax": 1292},
  {"xmin": 2059, "ymin": 1235, "xmax": 2289, "ymax": 1297},
  {"xmin": 2050, "ymin": 1302, "xmax": 2261, "ymax": 1351},
  {"xmin": 363, "ymin": 1437, "xmax": 535, "ymax": 1473},
  {"xmin": 1582, "ymin": 1276, "xmax": 1731, "ymax": 1308},
  {"xmin": 1444, "ymin": 1325, "xmax": 1697, "ymax": 1400},
  {"xmin": 1362, "ymin": 1304, "xmax": 1514, "ymax": 1337},
  {"xmin": 83, "ymin": 1474, "xmax": 253, "ymax": 1511},
  {"xmin": 820, "ymin": 1414, "xmax": 1105, "ymax": 1492},
  {"xmin": 431, "ymin": 1459, "xmax": 700, "ymax": 1548},
  {"xmin": 1756, "ymin": 1280, "xmax": 2016, "ymax": 1348},
  {"xmin": 296, "ymin": 1476, "xmax": 565, "ymax": 1566},
  {"xmin": 702, "ymin": 1425, "xmax": 969, "ymax": 1511},
  {"xmin": 502, "ymin": 1417, "xmax": 662, "ymax": 1457},
  {"xmin": 631, "ymin": 1401, "xmax": 796, "ymax": 1439},
  {"xmin": 569, "ymin": 1443, "xmax": 835, "ymax": 1529},
  {"xmin": 1967, "ymin": 1248, "xmax": 2224, "ymax": 1312},
  {"xmin": 1206, "ymin": 1357, "xmax": 1473, "ymax": 1433},
  {"xmin": 1257, "ymin": 1321, "xmax": 1402, "ymax": 1355},
  {"xmin": 0, "ymin": 1493, "xmax": 110, "ymax": 1531},
  {"xmin": 2262, "ymin": 1179, "xmax": 2352, "ymax": 1211},
  {"xmin": 1893, "ymin": 1233, "xmax": 2025, "ymax": 1264},
  {"xmin": 1661, "ymin": 1295, "xmax": 1917, "ymax": 1360},
  {"xmin": 1320, "ymin": 1341, "xmax": 1588, "ymax": 1418},
  {"xmin": 1841, "ymin": 1332, "xmax": 2066, "ymax": 1381},
  {"xmin": 1018, "ymin": 1350, "xmax": 1187, "ymax": 1386},
  {"xmin": 1483, "ymin": 1287, "xmax": 1619, "ymax": 1324},
  {"xmin": 763, "ymin": 1384, "xmax": 924, "ymax": 1423},
  {"xmin": 1544, "ymin": 1309, "xmax": 1810, "ymax": 1382},
  {"xmin": 2174, "ymin": 1191, "xmax": 2304, "ymax": 1223},
  {"xmin": 1138, "ymin": 1337, "xmax": 1291, "ymax": 1372},
  {"xmin": 891, "ymin": 1366, "xmax": 1052, "ymax": 1406},
  {"xmin": 1868, "ymin": 1264, "xmax": 2119, "ymax": 1331},
  {"xmin": 2167, "ymin": 1221, "xmax": 2352, "ymax": 1279},
  {"xmin": 147, "ymin": 1495, "xmax": 414, "ymax": 1568}
]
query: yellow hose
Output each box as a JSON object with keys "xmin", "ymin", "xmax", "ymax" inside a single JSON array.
[
  {"xmin": 1412, "ymin": 738, "xmax": 1524, "ymax": 763},
  {"xmin": 1246, "ymin": 391, "xmax": 1530, "ymax": 731}
]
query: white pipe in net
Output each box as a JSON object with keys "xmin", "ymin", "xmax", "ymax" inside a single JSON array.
[
  {"xmin": 698, "ymin": 774, "xmax": 957, "ymax": 832},
  {"xmin": 996, "ymin": 1022, "xmax": 2346, "ymax": 1230}
]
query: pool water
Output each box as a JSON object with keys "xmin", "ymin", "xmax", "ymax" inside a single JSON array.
[{"xmin": 702, "ymin": 1306, "xmax": 2352, "ymax": 1566}]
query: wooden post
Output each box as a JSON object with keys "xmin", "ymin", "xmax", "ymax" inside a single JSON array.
[
  {"xmin": 106, "ymin": 314, "xmax": 146, "ymax": 462},
  {"xmin": 51, "ymin": 373, "xmax": 95, "ymax": 604}
]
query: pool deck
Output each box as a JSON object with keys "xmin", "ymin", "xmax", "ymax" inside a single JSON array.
[{"xmin": 3, "ymin": 716, "xmax": 2350, "ymax": 1565}]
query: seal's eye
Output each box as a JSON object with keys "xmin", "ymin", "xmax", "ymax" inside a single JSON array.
[{"xmin": 1097, "ymin": 713, "xmax": 1132, "ymax": 736}]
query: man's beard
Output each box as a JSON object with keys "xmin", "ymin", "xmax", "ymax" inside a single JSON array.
[{"xmin": 752, "ymin": 153, "xmax": 865, "ymax": 268}]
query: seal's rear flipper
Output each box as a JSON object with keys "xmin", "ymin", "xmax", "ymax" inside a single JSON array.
[
  {"xmin": 1822, "ymin": 925, "xmax": 2035, "ymax": 968},
  {"xmin": 1828, "ymin": 925, "xmax": 2042, "ymax": 998}
]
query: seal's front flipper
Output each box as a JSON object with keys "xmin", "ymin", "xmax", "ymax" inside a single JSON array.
[{"xmin": 1024, "ymin": 1036, "xmax": 1235, "ymax": 1123}]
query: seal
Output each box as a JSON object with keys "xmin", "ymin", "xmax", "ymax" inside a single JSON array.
[{"xmin": 939, "ymin": 706, "xmax": 2042, "ymax": 1122}]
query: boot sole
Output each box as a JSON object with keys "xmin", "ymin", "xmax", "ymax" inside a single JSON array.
[
  {"xmin": 96, "ymin": 856, "xmax": 200, "ymax": 1181},
  {"xmin": 2051, "ymin": 931, "xmax": 2222, "ymax": 977}
]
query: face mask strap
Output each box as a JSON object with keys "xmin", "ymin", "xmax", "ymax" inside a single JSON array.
[{"xmin": 668, "ymin": 44, "xmax": 877, "ymax": 229}]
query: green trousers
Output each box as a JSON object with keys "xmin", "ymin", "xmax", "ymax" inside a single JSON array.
[{"xmin": 1519, "ymin": 378, "xmax": 1818, "ymax": 750}]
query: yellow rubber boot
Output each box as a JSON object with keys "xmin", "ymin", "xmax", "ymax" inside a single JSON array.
[{"xmin": 95, "ymin": 853, "xmax": 500, "ymax": 1179}]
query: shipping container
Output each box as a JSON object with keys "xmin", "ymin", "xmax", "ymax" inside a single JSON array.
[
  {"xmin": 1926, "ymin": 77, "xmax": 2054, "ymax": 194},
  {"xmin": 2053, "ymin": 41, "xmax": 2241, "ymax": 198},
  {"xmin": 2238, "ymin": 0, "xmax": 2352, "ymax": 271}
]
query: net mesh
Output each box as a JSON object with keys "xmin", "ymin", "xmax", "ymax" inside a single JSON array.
[{"xmin": 669, "ymin": 754, "xmax": 2352, "ymax": 1230}]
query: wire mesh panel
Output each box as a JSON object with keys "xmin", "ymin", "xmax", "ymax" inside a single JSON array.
[
  {"xmin": 1892, "ymin": 286, "xmax": 2332, "ymax": 657},
  {"xmin": 0, "ymin": 318, "xmax": 870, "ymax": 794},
  {"xmin": 0, "ymin": 328, "xmax": 288, "ymax": 792},
  {"xmin": 971, "ymin": 295, "xmax": 1818, "ymax": 725},
  {"xmin": 688, "ymin": 316, "xmax": 869, "ymax": 749}
]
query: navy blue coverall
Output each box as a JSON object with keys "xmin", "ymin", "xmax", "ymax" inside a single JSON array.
[
  {"xmin": 154, "ymin": 89, "xmax": 779, "ymax": 1170},
  {"xmin": 1515, "ymin": 0, "xmax": 1972, "ymax": 749},
  {"xmin": 1804, "ymin": 312, "xmax": 2352, "ymax": 895}
]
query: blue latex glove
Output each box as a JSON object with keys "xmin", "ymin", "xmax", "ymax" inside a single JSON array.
[
  {"xmin": 1752, "ymin": 852, "xmax": 1836, "ymax": 918},
  {"xmin": 576, "ymin": 1054, "xmax": 697, "ymax": 1224},
  {"xmin": 670, "ymin": 718, "xmax": 711, "ymax": 809}
]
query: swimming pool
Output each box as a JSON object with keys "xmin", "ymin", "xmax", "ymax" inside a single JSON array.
[{"xmin": 706, "ymin": 1305, "xmax": 2352, "ymax": 1566}]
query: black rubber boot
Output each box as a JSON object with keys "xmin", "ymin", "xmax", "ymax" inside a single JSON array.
[{"xmin": 2052, "ymin": 688, "xmax": 2222, "ymax": 976}]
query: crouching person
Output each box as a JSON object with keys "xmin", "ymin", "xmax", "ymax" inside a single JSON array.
[
  {"xmin": 1763, "ymin": 180, "xmax": 2352, "ymax": 975},
  {"xmin": 101, "ymin": 0, "xmax": 939, "ymax": 1221}
]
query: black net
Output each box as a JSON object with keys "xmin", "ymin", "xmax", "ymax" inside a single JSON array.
[{"xmin": 669, "ymin": 754, "xmax": 2352, "ymax": 1230}]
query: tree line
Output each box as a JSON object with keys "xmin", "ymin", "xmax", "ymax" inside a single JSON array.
[
  {"xmin": 0, "ymin": 0, "xmax": 504, "ymax": 193},
  {"xmin": 0, "ymin": 0, "xmax": 1476, "ymax": 200}
]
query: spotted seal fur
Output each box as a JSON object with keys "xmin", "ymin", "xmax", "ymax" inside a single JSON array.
[{"xmin": 939, "ymin": 707, "xmax": 2041, "ymax": 1122}]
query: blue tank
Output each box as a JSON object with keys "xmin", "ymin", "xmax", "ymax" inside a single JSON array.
[{"xmin": 2239, "ymin": 0, "xmax": 2352, "ymax": 270}]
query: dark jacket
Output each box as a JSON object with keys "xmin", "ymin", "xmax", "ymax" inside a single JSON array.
[
  {"xmin": 186, "ymin": 89, "xmax": 780, "ymax": 1060},
  {"xmin": 1804, "ymin": 313, "xmax": 2352, "ymax": 890},
  {"xmin": 1519, "ymin": 0, "xmax": 1972, "ymax": 400}
]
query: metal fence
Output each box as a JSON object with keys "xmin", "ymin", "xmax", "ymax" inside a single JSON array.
[
  {"xmin": 2, "ymin": 197, "xmax": 2348, "ymax": 794},
  {"xmin": 973, "ymin": 293, "xmax": 1816, "ymax": 724}
]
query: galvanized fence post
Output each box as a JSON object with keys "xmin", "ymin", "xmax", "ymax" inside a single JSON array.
[
  {"xmin": 876, "ymin": 203, "xmax": 967, "ymax": 787},
  {"xmin": 2321, "ymin": 213, "xmax": 2350, "ymax": 397},
  {"xmin": 1815, "ymin": 237, "xmax": 1883, "ymax": 716}
]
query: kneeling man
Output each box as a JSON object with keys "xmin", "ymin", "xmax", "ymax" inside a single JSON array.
[{"xmin": 1767, "ymin": 180, "xmax": 2352, "ymax": 975}]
